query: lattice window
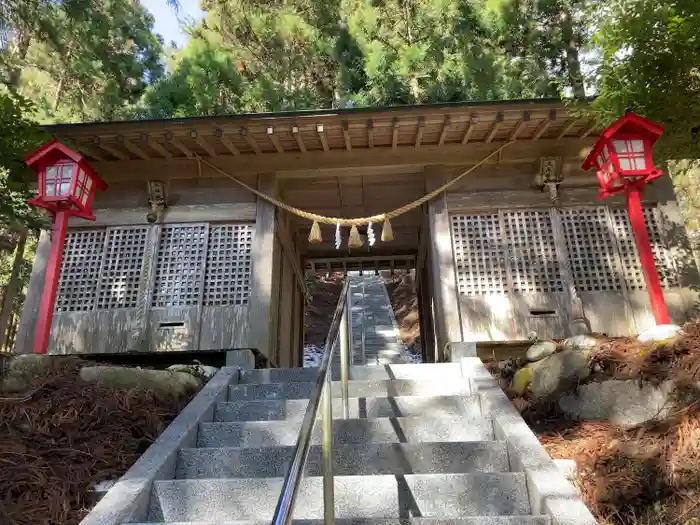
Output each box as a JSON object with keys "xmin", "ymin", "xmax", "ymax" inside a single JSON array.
[
  {"xmin": 560, "ymin": 207, "xmax": 622, "ymax": 292},
  {"xmin": 502, "ymin": 210, "xmax": 563, "ymax": 293},
  {"xmin": 610, "ymin": 207, "xmax": 677, "ymax": 290},
  {"xmin": 96, "ymin": 227, "xmax": 148, "ymax": 310},
  {"xmin": 55, "ymin": 230, "xmax": 106, "ymax": 312},
  {"xmin": 450, "ymin": 214, "xmax": 507, "ymax": 296},
  {"xmin": 151, "ymin": 225, "xmax": 208, "ymax": 308},
  {"xmin": 203, "ymin": 224, "xmax": 254, "ymax": 306}
]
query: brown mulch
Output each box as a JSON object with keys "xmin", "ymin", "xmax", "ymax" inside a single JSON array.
[
  {"xmin": 0, "ymin": 358, "xmax": 194, "ymax": 525},
  {"xmin": 488, "ymin": 319, "xmax": 700, "ymax": 525},
  {"xmin": 384, "ymin": 271, "xmax": 421, "ymax": 355}
]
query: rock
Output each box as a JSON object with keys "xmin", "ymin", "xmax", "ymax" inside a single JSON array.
[
  {"xmin": 562, "ymin": 334, "xmax": 600, "ymax": 351},
  {"xmin": 558, "ymin": 379, "xmax": 676, "ymax": 426},
  {"xmin": 526, "ymin": 341, "xmax": 557, "ymax": 362},
  {"xmin": 511, "ymin": 366, "xmax": 533, "ymax": 396},
  {"xmin": 1, "ymin": 355, "xmax": 57, "ymax": 392},
  {"xmin": 167, "ymin": 364, "xmax": 218, "ymax": 381},
  {"xmin": 80, "ymin": 366, "xmax": 202, "ymax": 397},
  {"xmin": 530, "ymin": 348, "xmax": 592, "ymax": 399},
  {"xmin": 637, "ymin": 324, "xmax": 681, "ymax": 343}
]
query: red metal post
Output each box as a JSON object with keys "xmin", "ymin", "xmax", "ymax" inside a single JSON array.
[
  {"xmin": 625, "ymin": 185, "xmax": 671, "ymax": 325},
  {"xmin": 32, "ymin": 210, "xmax": 70, "ymax": 354}
]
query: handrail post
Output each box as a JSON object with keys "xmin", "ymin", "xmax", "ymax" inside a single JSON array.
[
  {"xmin": 339, "ymin": 304, "xmax": 350, "ymax": 419},
  {"xmin": 321, "ymin": 371, "xmax": 334, "ymax": 524}
]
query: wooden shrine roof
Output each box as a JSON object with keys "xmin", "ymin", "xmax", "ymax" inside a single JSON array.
[{"xmin": 46, "ymin": 98, "xmax": 599, "ymax": 164}]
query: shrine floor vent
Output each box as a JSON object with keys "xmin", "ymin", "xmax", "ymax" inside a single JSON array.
[{"xmin": 79, "ymin": 357, "xmax": 598, "ymax": 525}]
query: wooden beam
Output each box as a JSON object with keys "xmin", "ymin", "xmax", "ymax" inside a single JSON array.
[
  {"xmin": 485, "ymin": 112, "xmax": 505, "ymax": 143},
  {"xmin": 580, "ymin": 121, "xmax": 598, "ymax": 139},
  {"xmin": 462, "ymin": 114, "xmax": 478, "ymax": 144},
  {"xmin": 190, "ymin": 130, "xmax": 217, "ymax": 157},
  {"xmin": 76, "ymin": 142, "xmax": 106, "ymax": 162},
  {"xmin": 92, "ymin": 138, "xmax": 594, "ymax": 180},
  {"xmin": 267, "ymin": 126, "xmax": 284, "ymax": 153},
  {"xmin": 141, "ymin": 134, "xmax": 173, "ymax": 159},
  {"xmin": 214, "ymin": 128, "xmax": 239, "ymax": 156},
  {"xmin": 166, "ymin": 133, "xmax": 193, "ymax": 157},
  {"xmin": 391, "ymin": 118, "xmax": 400, "ymax": 149},
  {"xmin": 509, "ymin": 111, "xmax": 531, "ymax": 141},
  {"xmin": 342, "ymin": 121, "xmax": 352, "ymax": 151},
  {"xmin": 317, "ymin": 123, "xmax": 329, "ymax": 152},
  {"xmin": 367, "ymin": 120, "xmax": 375, "ymax": 149},
  {"xmin": 415, "ymin": 117, "xmax": 425, "ymax": 148},
  {"xmin": 557, "ymin": 119, "xmax": 578, "ymax": 139},
  {"xmin": 292, "ymin": 125, "xmax": 306, "ymax": 153},
  {"xmin": 240, "ymin": 127, "xmax": 261, "ymax": 155},
  {"xmin": 533, "ymin": 110, "xmax": 557, "ymax": 140},
  {"xmin": 438, "ymin": 115, "xmax": 452, "ymax": 146},
  {"xmin": 93, "ymin": 137, "xmax": 128, "ymax": 160},
  {"xmin": 116, "ymin": 135, "xmax": 149, "ymax": 160}
]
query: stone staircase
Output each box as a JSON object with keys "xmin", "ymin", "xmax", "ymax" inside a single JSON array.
[
  {"xmin": 346, "ymin": 276, "xmax": 409, "ymax": 365},
  {"xmin": 127, "ymin": 362, "xmax": 563, "ymax": 525}
]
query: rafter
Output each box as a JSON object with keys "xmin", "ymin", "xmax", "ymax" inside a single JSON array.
[
  {"xmin": 190, "ymin": 130, "xmax": 217, "ymax": 157},
  {"xmin": 438, "ymin": 115, "xmax": 452, "ymax": 146},
  {"xmin": 117, "ymin": 135, "xmax": 149, "ymax": 160},
  {"xmin": 557, "ymin": 119, "xmax": 578, "ymax": 139},
  {"xmin": 367, "ymin": 120, "xmax": 375, "ymax": 148},
  {"xmin": 140, "ymin": 134, "xmax": 172, "ymax": 159},
  {"xmin": 78, "ymin": 142, "xmax": 106, "ymax": 162},
  {"xmin": 391, "ymin": 118, "xmax": 400, "ymax": 149},
  {"xmin": 214, "ymin": 128, "xmax": 239, "ymax": 156},
  {"xmin": 240, "ymin": 127, "xmax": 261, "ymax": 155},
  {"xmin": 93, "ymin": 137, "xmax": 127, "ymax": 160},
  {"xmin": 166, "ymin": 133, "xmax": 193, "ymax": 157},
  {"xmin": 580, "ymin": 121, "xmax": 598, "ymax": 139},
  {"xmin": 292, "ymin": 125, "xmax": 306, "ymax": 153},
  {"xmin": 485, "ymin": 113, "xmax": 504, "ymax": 143},
  {"xmin": 462, "ymin": 114, "xmax": 478, "ymax": 144},
  {"xmin": 509, "ymin": 111, "xmax": 531, "ymax": 141},
  {"xmin": 414, "ymin": 117, "xmax": 425, "ymax": 148},
  {"xmin": 533, "ymin": 110, "xmax": 557, "ymax": 140},
  {"xmin": 267, "ymin": 126, "xmax": 284, "ymax": 153},
  {"xmin": 317, "ymin": 123, "xmax": 329, "ymax": 152},
  {"xmin": 342, "ymin": 121, "xmax": 352, "ymax": 151}
]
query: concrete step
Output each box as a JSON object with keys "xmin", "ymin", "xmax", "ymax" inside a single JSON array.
[
  {"xmin": 228, "ymin": 379, "xmax": 471, "ymax": 401},
  {"xmin": 197, "ymin": 416, "xmax": 493, "ymax": 448},
  {"xmin": 148, "ymin": 473, "xmax": 530, "ymax": 521},
  {"xmin": 128, "ymin": 518, "xmax": 552, "ymax": 525},
  {"xmin": 215, "ymin": 394, "xmax": 481, "ymax": 422},
  {"xmin": 177, "ymin": 441, "xmax": 509, "ymax": 478},
  {"xmin": 239, "ymin": 364, "xmax": 461, "ymax": 384}
]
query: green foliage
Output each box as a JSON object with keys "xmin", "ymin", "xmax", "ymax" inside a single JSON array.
[
  {"xmin": 587, "ymin": 0, "xmax": 700, "ymax": 159},
  {"xmin": 0, "ymin": 90, "xmax": 47, "ymax": 233}
]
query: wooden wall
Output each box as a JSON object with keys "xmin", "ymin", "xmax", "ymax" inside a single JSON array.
[{"xmin": 430, "ymin": 160, "xmax": 700, "ymax": 343}]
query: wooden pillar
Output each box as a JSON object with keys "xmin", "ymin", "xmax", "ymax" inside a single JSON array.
[
  {"xmin": 14, "ymin": 230, "xmax": 51, "ymax": 354},
  {"xmin": 247, "ymin": 173, "xmax": 280, "ymax": 362},
  {"xmin": 426, "ymin": 166, "xmax": 463, "ymax": 354}
]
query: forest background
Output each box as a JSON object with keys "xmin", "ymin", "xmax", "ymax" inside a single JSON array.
[{"xmin": 1, "ymin": 0, "xmax": 700, "ymax": 334}]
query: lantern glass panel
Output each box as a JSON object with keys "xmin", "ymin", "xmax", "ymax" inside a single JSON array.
[
  {"xmin": 44, "ymin": 166, "xmax": 58, "ymax": 196},
  {"xmin": 596, "ymin": 145, "xmax": 613, "ymax": 171},
  {"xmin": 613, "ymin": 139, "xmax": 647, "ymax": 171},
  {"xmin": 58, "ymin": 164, "xmax": 74, "ymax": 196},
  {"xmin": 73, "ymin": 167, "xmax": 91, "ymax": 205}
]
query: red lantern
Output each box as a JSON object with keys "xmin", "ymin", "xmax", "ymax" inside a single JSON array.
[
  {"xmin": 582, "ymin": 112, "xmax": 664, "ymax": 198},
  {"xmin": 26, "ymin": 139, "xmax": 107, "ymax": 220},
  {"xmin": 25, "ymin": 140, "xmax": 108, "ymax": 354},
  {"xmin": 582, "ymin": 112, "xmax": 670, "ymax": 326}
]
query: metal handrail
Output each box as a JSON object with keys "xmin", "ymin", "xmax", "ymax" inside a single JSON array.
[{"xmin": 270, "ymin": 279, "xmax": 351, "ymax": 525}]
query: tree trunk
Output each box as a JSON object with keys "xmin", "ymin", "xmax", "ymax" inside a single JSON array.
[
  {"xmin": 561, "ymin": 10, "xmax": 585, "ymax": 99},
  {"xmin": 0, "ymin": 228, "xmax": 27, "ymax": 350}
]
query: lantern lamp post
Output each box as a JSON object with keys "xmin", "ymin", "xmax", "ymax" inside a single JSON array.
[
  {"xmin": 581, "ymin": 112, "xmax": 670, "ymax": 325},
  {"xmin": 25, "ymin": 139, "xmax": 107, "ymax": 354}
]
